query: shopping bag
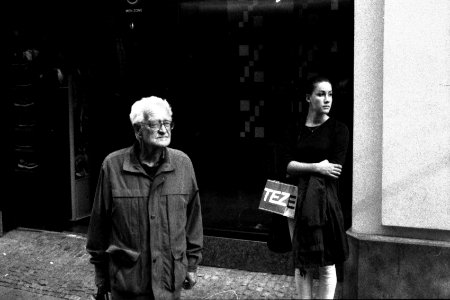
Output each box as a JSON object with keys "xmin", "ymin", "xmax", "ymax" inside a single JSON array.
[
  {"xmin": 258, "ymin": 179, "xmax": 298, "ymax": 219},
  {"xmin": 267, "ymin": 213, "xmax": 292, "ymax": 253}
]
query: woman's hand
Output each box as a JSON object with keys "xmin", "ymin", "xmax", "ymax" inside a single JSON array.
[{"xmin": 315, "ymin": 159, "xmax": 342, "ymax": 179}]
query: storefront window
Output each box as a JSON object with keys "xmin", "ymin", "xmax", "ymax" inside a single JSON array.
[
  {"xmin": 5, "ymin": 0, "xmax": 353, "ymax": 236},
  {"xmin": 170, "ymin": 0, "xmax": 354, "ymax": 240}
]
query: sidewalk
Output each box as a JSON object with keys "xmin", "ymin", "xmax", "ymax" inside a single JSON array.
[{"xmin": 0, "ymin": 228, "xmax": 341, "ymax": 299}]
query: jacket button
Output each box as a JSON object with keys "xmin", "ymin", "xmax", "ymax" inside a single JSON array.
[
  {"xmin": 150, "ymin": 215, "xmax": 155, "ymax": 220},
  {"xmin": 152, "ymin": 258, "xmax": 157, "ymax": 263}
]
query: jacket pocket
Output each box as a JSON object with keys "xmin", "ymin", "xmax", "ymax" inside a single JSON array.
[
  {"xmin": 172, "ymin": 251, "xmax": 187, "ymax": 292},
  {"xmin": 161, "ymin": 189, "xmax": 189, "ymax": 257},
  {"xmin": 111, "ymin": 189, "xmax": 146, "ymax": 246},
  {"xmin": 106, "ymin": 245, "xmax": 144, "ymax": 294},
  {"xmin": 106, "ymin": 245, "xmax": 140, "ymax": 268}
]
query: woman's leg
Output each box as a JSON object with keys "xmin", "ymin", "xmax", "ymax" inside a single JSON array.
[
  {"xmin": 294, "ymin": 268, "xmax": 313, "ymax": 299},
  {"xmin": 288, "ymin": 218, "xmax": 296, "ymax": 241},
  {"xmin": 318, "ymin": 264, "xmax": 337, "ymax": 299}
]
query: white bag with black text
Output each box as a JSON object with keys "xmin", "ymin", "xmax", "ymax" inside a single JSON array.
[{"xmin": 258, "ymin": 179, "xmax": 298, "ymax": 219}]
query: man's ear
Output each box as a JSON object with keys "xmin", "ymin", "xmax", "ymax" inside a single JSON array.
[
  {"xmin": 134, "ymin": 128, "xmax": 142, "ymax": 140},
  {"xmin": 305, "ymin": 95, "xmax": 311, "ymax": 103},
  {"xmin": 133, "ymin": 124, "xmax": 143, "ymax": 138}
]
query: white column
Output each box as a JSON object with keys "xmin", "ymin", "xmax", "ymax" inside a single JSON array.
[{"xmin": 381, "ymin": 0, "xmax": 450, "ymax": 230}]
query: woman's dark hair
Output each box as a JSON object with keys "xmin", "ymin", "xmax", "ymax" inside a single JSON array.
[{"xmin": 305, "ymin": 75, "xmax": 332, "ymax": 95}]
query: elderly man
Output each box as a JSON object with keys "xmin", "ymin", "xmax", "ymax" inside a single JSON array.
[{"xmin": 86, "ymin": 96, "xmax": 203, "ymax": 300}]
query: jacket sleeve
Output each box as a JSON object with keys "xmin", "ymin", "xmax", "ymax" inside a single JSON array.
[
  {"xmin": 185, "ymin": 160, "xmax": 203, "ymax": 272},
  {"xmin": 86, "ymin": 162, "xmax": 112, "ymax": 287}
]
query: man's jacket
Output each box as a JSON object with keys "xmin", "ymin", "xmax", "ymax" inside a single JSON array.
[{"xmin": 86, "ymin": 144, "xmax": 203, "ymax": 299}]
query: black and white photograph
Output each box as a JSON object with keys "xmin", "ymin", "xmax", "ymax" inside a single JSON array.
[{"xmin": 1, "ymin": 0, "xmax": 449, "ymax": 299}]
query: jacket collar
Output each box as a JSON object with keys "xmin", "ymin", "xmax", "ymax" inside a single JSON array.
[{"xmin": 123, "ymin": 142, "xmax": 175, "ymax": 175}]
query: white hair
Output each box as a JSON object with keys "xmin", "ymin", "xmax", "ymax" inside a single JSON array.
[{"xmin": 129, "ymin": 96, "xmax": 173, "ymax": 126}]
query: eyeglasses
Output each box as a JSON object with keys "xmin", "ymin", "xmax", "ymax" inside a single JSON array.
[{"xmin": 142, "ymin": 120, "xmax": 174, "ymax": 131}]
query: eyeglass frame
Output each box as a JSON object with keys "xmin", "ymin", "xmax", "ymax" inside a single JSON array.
[{"xmin": 141, "ymin": 120, "xmax": 174, "ymax": 131}]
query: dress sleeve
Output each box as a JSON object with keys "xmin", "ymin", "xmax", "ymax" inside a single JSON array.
[{"xmin": 328, "ymin": 121, "xmax": 349, "ymax": 166}]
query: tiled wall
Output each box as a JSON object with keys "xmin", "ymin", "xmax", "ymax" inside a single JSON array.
[{"xmin": 230, "ymin": 0, "xmax": 353, "ymax": 140}]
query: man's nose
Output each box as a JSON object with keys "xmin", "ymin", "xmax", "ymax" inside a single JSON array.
[{"xmin": 158, "ymin": 125, "xmax": 169, "ymax": 133}]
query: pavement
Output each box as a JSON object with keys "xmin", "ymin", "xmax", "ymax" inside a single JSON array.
[{"xmin": 0, "ymin": 228, "xmax": 342, "ymax": 299}]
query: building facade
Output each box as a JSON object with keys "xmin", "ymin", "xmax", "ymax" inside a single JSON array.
[{"xmin": 347, "ymin": 0, "xmax": 450, "ymax": 298}]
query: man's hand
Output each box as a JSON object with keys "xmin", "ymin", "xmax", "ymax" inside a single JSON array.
[
  {"xmin": 91, "ymin": 282, "xmax": 110, "ymax": 300},
  {"xmin": 183, "ymin": 271, "xmax": 198, "ymax": 290}
]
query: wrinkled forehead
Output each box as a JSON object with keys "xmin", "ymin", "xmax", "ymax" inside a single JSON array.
[{"xmin": 143, "ymin": 105, "xmax": 172, "ymax": 121}]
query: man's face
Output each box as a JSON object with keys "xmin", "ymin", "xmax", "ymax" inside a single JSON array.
[{"xmin": 140, "ymin": 105, "xmax": 172, "ymax": 149}]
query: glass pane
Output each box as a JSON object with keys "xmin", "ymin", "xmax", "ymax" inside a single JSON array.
[{"xmin": 172, "ymin": 0, "xmax": 354, "ymax": 240}]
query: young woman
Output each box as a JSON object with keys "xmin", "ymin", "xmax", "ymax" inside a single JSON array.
[{"xmin": 285, "ymin": 76, "xmax": 350, "ymax": 299}]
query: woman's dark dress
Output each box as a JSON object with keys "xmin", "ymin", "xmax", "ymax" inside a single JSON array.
[{"xmin": 284, "ymin": 117, "xmax": 349, "ymax": 271}]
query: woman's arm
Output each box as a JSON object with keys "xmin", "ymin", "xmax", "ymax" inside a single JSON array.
[
  {"xmin": 287, "ymin": 159, "xmax": 342, "ymax": 179},
  {"xmin": 287, "ymin": 120, "xmax": 349, "ymax": 179},
  {"xmin": 329, "ymin": 121, "xmax": 350, "ymax": 165}
]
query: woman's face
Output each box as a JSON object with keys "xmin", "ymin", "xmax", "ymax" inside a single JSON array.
[{"xmin": 306, "ymin": 81, "xmax": 333, "ymax": 115}]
